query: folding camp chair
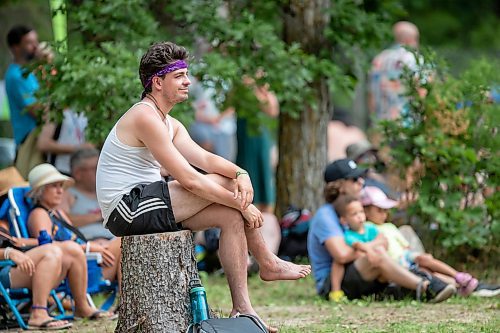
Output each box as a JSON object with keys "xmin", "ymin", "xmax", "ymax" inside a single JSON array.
[
  {"xmin": 0, "ymin": 186, "xmax": 117, "ymax": 312},
  {"xmin": 0, "ymin": 259, "xmax": 66, "ymax": 330}
]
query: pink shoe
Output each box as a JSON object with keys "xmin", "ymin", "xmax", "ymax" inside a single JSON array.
[
  {"xmin": 455, "ymin": 272, "xmax": 472, "ymax": 287},
  {"xmin": 459, "ymin": 277, "xmax": 479, "ymax": 296}
]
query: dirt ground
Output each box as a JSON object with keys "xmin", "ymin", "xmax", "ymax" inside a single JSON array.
[{"xmin": 4, "ymin": 298, "xmax": 496, "ymax": 333}]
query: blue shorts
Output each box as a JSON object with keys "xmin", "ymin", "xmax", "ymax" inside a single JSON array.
[{"xmin": 0, "ymin": 265, "xmax": 11, "ymax": 288}]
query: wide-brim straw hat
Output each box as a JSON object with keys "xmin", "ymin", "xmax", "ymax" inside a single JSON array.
[
  {"xmin": 0, "ymin": 167, "xmax": 29, "ymax": 196},
  {"xmin": 28, "ymin": 163, "xmax": 74, "ymax": 193}
]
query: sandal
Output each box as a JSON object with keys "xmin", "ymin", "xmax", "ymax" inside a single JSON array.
[
  {"xmin": 28, "ymin": 319, "xmax": 73, "ymax": 331},
  {"xmin": 75, "ymin": 309, "xmax": 114, "ymax": 321}
]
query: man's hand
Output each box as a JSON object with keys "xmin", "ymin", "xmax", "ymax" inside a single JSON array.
[
  {"xmin": 241, "ymin": 204, "xmax": 263, "ymax": 229},
  {"xmin": 233, "ymin": 172, "xmax": 254, "ymax": 210},
  {"xmin": 9, "ymin": 249, "xmax": 35, "ymax": 276}
]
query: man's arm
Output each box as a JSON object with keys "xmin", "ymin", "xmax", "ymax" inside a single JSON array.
[
  {"xmin": 173, "ymin": 118, "xmax": 238, "ymax": 177},
  {"xmin": 135, "ymin": 111, "xmax": 253, "ymax": 212},
  {"xmin": 324, "ymin": 236, "xmax": 359, "ymax": 264},
  {"xmin": 37, "ymin": 122, "xmax": 92, "ymax": 154},
  {"xmin": 255, "ymin": 87, "xmax": 279, "ymax": 117}
]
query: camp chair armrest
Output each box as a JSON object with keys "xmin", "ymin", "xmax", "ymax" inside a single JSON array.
[
  {"xmin": 86, "ymin": 252, "xmax": 103, "ymax": 264},
  {"xmin": 0, "ymin": 259, "xmax": 16, "ymax": 268}
]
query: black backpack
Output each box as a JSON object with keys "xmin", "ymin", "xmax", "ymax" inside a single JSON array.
[
  {"xmin": 277, "ymin": 206, "xmax": 312, "ymax": 262},
  {"xmin": 188, "ymin": 314, "xmax": 268, "ymax": 333}
]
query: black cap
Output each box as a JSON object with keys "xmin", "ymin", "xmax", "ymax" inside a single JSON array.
[{"xmin": 324, "ymin": 158, "xmax": 366, "ymax": 183}]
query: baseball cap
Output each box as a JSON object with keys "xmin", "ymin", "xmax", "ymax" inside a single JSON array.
[
  {"xmin": 324, "ymin": 158, "xmax": 366, "ymax": 183},
  {"xmin": 361, "ymin": 186, "xmax": 398, "ymax": 209}
]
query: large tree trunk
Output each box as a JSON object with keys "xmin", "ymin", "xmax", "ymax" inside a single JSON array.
[
  {"xmin": 116, "ymin": 230, "xmax": 198, "ymax": 333},
  {"xmin": 277, "ymin": 0, "xmax": 332, "ymax": 217}
]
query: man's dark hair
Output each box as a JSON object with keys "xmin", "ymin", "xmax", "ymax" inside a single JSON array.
[
  {"xmin": 333, "ymin": 194, "xmax": 360, "ymax": 218},
  {"xmin": 139, "ymin": 42, "xmax": 188, "ymax": 98},
  {"xmin": 7, "ymin": 25, "xmax": 33, "ymax": 47}
]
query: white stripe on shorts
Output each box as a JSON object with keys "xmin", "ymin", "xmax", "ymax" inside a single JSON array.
[{"xmin": 116, "ymin": 198, "xmax": 168, "ymax": 223}]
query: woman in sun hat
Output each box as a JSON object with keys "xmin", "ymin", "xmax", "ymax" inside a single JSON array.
[{"xmin": 26, "ymin": 163, "xmax": 117, "ymax": 320}]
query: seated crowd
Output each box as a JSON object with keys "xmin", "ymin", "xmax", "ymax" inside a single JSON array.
[
  {"xmin": 0, "ymin": 150, "xmax": 118, "ymax": 330},
  {"xmin": 307, "ymin": 157, "xmax": 498, "ymax": 303},
  {"xmin": 2, "ymin": 136, "xmax": 499, "ymax": 330}
]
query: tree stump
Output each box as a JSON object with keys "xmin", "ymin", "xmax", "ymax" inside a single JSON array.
[{"xmin": 116, "ymin": 230, "xmax": 198, "ymax": 333}]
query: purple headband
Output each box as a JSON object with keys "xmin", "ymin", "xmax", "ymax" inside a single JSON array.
[{"xmin": 144, "ymin": 60, "xmax": 188, "ymax": 88}]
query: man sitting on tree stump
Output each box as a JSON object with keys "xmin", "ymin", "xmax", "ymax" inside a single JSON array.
[{"xmin": 96, "ymin": 41, "xmax": 311, "ymax": 332}]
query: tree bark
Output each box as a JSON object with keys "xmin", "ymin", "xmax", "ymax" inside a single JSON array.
[
  {"xmin": 277, "ymin": 0, "xmax": 332, "ymax": 217},
  {"xmin": 116, "ymin": 230, "xmax": 198, "ymax": 333}
]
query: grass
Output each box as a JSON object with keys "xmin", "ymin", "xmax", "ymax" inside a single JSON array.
[
  {"xmin": 3, "ymin": 274, "xmax": 498, "ymax": 332},
  {"xmin": 202, "ymin": 274, "xmax": 499, "ymax": 333}
]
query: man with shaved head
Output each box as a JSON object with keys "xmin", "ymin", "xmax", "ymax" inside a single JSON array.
[{"xmin": 368, "ymin": 21, "xmax": 421, "ymax": 121}]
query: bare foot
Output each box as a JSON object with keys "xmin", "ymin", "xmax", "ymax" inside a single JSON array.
[
  {"xmin": 74, "ymin": 305, "xmax": 114, "ymax": 320},
  {"xmin": 230, "ymin": 310, "xmax": 278, "ymax": 333},
  {"xmin": 259, "ymin": 257, "xmax": 311, "ymax": 281}
]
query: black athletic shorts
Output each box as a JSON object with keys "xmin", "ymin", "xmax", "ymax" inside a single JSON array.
[
  {"xmin": 105, "ymin": 181, "xmax": 183, "ymax": 237},
  {"xmin": 319, "ymin": 262, "xmax": 387, "ymax": 300}
]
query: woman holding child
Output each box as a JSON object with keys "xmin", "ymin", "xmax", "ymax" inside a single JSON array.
[{"xmin": 307, "ymin": 158, "xmax": 456, "ymax": 303}]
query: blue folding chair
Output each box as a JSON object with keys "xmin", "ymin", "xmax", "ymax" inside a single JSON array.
[
  {"xmin": 0, "ymin": 259, "xmax": 31, "ymax": 330},
  {"xmin": 0, "ymin": 260, "xmax": 66, "ymax": 329},
  {"xmin": 0, "ymin": 186, "xmax": 117, "ymax": 312}
]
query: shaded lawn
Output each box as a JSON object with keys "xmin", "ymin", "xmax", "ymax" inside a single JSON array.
[{"xmin": 8, "ymin": 273, "xmax": 497, "ymax": 333}]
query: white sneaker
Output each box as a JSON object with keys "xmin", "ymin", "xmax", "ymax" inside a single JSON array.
[{"xmin": 471, "ymin": 284, "xmax": 500, "ymax": 297}]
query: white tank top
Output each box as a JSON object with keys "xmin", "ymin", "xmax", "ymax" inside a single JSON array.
[{"xmin": 96, "ymin": 101, "xmax": 174, "ymax": 224}]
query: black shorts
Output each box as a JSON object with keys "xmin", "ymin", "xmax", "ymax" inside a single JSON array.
[
  {"xmin": 106, "ymin": 181, "xmax": 182, "ymax": 237},
  {"xmin": 319, "ymin": 262, "xmax": 387, "ymax": 300}
]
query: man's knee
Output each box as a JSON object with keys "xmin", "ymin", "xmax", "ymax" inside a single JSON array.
[{"xmin": 223, "ymin": 210, "xmax": 245, "ymax": 231}]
